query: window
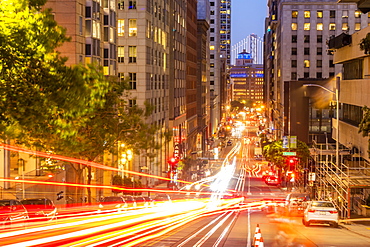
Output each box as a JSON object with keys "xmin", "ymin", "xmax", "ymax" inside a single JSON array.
[
  {"xmin": 304, "ymin": 48, "xmax": 310, "ymax": 55},
  {"xmin": 129, "ymin": 46, "xmax": 137, "ymax": 63},
  {"xmin": 292, "ymin": 11, "xmax": 298, "ymax": 18},
  {"xmin": 210, "ymin": 28, "xmax": 214, "ymax": 32},
  {"xmin": 304, "ymin": 35, "xmax": 310, "ymax": 43},
  {"xmin": 291, "ymin": 72, "xmax": 297, "ymax": 80},
  {"xmin": 210, "ymin": 11, "xmax": 214, "ymax": 15},
  {"xmin": 343, "ymin": 59, "xmax": 363, "ymax": 80},
  {"xmin": 210, "ymin": 1, "xmax": 215, "ymax": 6},
  {"xmin": 317, "ymin": 47, "xmax": 322, "ymax": 55},
  {"xmin": 355, "ymin": 10, "xmax": 361, "ymax": 18},
  {"xmin": 317, "ymin": 35, "xmax": 322, "ymax": 43},
  {"xmin": 210, "ymin": 19, "xmax": 214, "ymax": 24},
  {"xmin": 129, "ymin": 0, "xmax": 136, "ymax": 9},
  {"xmin": 317, "ymin": 60, "xmax": 322, "ymax": 67},
  {"xmin": 317, "ymin": 23, "xmax": 323, "ymax": 31},
  {"xmin": 129, "ymin": 19, "xmax": 137, "ymax": 36},
  {"xmin": 292, "ymin": 35, "xmax": 297, "ymax": 43},
  {"xmin": 291, "ymin": 60, "xmax": 297, "ymax": 68},
  {"xmin": 291, "ymin": 47, "xmax": 297, "ymax": 55},
  {"xmin": 342, "ymin": 10, "xmax": 348, "ymax": 18},
  {"xmin": 118, "ymin": 19, "xmax": 124, "ymax": 36},
  {"xmin": 304, "ymin": 72, "xmax": 309, "ymax": 78},
  {"xmin": 329, "ymin": 23, "xmax": 336, "ymax": 30},
  {"xmin": 129, "ymin": 99, "xmax": 136, "ymax": 107},
  {"xmin": 317, "ymin": 10, "xmax": 323, "ymax": 18},
  {"xmin": 342, "ymin": 23, "xmax": 349, "ymax": 31},
  {"xmin": 129, "ymin": 73, "xmax": 137, "ymax": 89},
  {"xmin": 118, "ymin": 46, "xmax": 124, "ymax": 63},
  {"xmin": 118, "ymin": 0, "xmax": 124, "ymax": 10},
  {"xmin": 330, "ymin": 10, "xmax": 336, "ymax": 18},
  {"xmin": 304, "ymin": 23, "xmax": 310, "ymax": 30},
  {"xmin": 304, "ymin": 11, "xmax": 310, "ymax": 18},
  {"xmin": 304, "ymin": 60, "xmax": 310, "ymax": 68},
  {"xmin": 355, "ymin": 23, "xmax": 361, "ymax": 30},
  {"xmin": 291, "ymin": 23, "xmax": 298, "ymax": 30},
  {"xmin": 329, "ymin": 60, "xmax": 334, "ymax": 67},
  {"xmin": 317, "ymin": 72, "xmax": 322, "ymax": 78},
  {"xmin": 210, "ymin": 45, "xmax": 215, "ymax": 50},
  {"xmin": 210, "ymin": 37, "xmax": 214, "ymax": 41}
]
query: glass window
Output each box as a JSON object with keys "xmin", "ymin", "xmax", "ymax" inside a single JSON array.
[
  {"xmin": 317, "ymin": 10, "xmax": 323, "ymax": 18},
  {"xmin": 304, "ymin": 72, "xmax": 309, "ymax": 78},
  {"xmin": 118, "ymin": 46, "xmax": 124, "ymax": 63},
  {"xmin": 329, "ymin": 23, "xmax": 336, "ymax": 30},
  {"xmin": 129, "ymin": 46, "xmax": 137, "ymax": 63},
  {"xmin": 317, "ymin": 47, "xmax": 322, "ymax": 55},
  {"xmin": 317, "ymin": 60, "xmax": 322, "ymax": 67},
  {"xmin": 329, "ymin": 60, "xmax": 334, "ymax": 67},
  {"xmin": 291, "ymin": 23, "xmax": 298, "ymax": 30},
  {"xmin": 304, "ymin": 11, "xmax": 310, "ymax": 18},
  {"xmin": 304, "ymin": 23, "xmax": 310, "ymax": 30},
  {"xmin": 292, "ymin": 11, "xmax": 298, "ymax": 18},
  {"xmin": 304, "ymin": 35, "xmax": 310, "ymax": 43},
  {"xmin": 291, "ymin": 60, "xmax": 297, "ymax": 68},
  {"xmin": 118, "ymin": 0, "xmax": 124, "ymax": 10},
  {"xmin": 317, "ymin": 35, "xmax": 322, "ymax": 43},
  {"xmin": 304, "ymin": 60, "xmax": 310, "ymax": 67},
  {"xmin": 330, "ymin": 10, "xmax": 336, "ymax": 18},
  {"xmin": 355, "ymin": 23, "xmax": 361, "ymax": 30},
  {"xmin": 118, "ymin": 19, "xmax": 124, "ymax": 36},
  {"xmin": 129, "ymin": 19, "xmax": 137, "ymax": 36},
  {"xmin": 129, "ymin": 73, "xmax": 137, "ymax": 89},
  {"xmin": 291, "ymin": 47, "xmax": 297, "ymax": 55},
  {"xmin": 304, "ymin": 48, "xmax": 310, "ymax": 55},
  {"xmin": 317, "ymin": 72, "xmax": 322, "ymax": 78},
  {"xmin": 317, "ymin": 23, "xmax": 323, "ymax": 31},
  {"xmin": 342, "ymin": 10, "xmax": 348, "ymax": 18},
  {"xmin": 342, "ymin": 23, "xmax": 348, "ymax": 31},
  {"xmin": 292, "ymin": 35, "xmax": 297, "ymax": 43},
  {"xmin": 355, "ymin": 10, "xmax": 361, "ymax": 18},
  {"xmin": 291, "ymin": 72, "xmax": 297, "ymax": 80},
  {"xmin": 129, "ymin": 0, "xmax": 136, "ymax": 9}
]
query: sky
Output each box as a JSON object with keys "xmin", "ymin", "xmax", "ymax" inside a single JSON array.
[{"xmin": 231, "ymin": 0, "xmax": 268, "ymax": 46}]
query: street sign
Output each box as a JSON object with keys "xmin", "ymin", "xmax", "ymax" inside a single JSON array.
[
  {"xmin": 308, "ymin": 172, "xmax": 316, "ymax": 181},
  {"xmin": 283, "ymin": 136, "xmax": 288, "ymax": 149},
  {"xmin": 283, "ymin": 152, "xmax": 296, "ymax": 156}
]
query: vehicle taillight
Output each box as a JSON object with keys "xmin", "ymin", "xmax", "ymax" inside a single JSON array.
[
  {"xmin": 329, "ymin": 210, "xmax": 337, "ymax": 214},
  {"xmin": 308, "ymin": 209, "xmax": 316, "ymax": 213}
]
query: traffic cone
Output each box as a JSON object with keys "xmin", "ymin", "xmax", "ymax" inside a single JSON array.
[
  {"xmin": 258, "ymin": 237, "xmax": 264, "ymax": 247},
  {"xmin": 252, "ymin": 225, "xmax": 261, "ymax": 247}
]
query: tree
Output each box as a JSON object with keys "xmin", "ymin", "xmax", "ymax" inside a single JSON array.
[
  {"xmin": 0, "ymin": 0, "xmax": 111, "ymax": 144},
  {"xmin": 360, "ymin": 33, "xmax": 370, "ymax": 55},
  {"xmin": 358, "ymin": 106, "xmax": 370, "ymax": 156}
]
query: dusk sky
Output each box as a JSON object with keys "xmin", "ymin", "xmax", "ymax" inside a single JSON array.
[{"xmin": 231, "ymin": 0, "xmax": 268, "ymax": 46}]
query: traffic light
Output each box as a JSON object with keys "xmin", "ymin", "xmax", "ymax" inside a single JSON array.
[
  {"xmin": 168, "ymin": 157, "xmax": 178, "ymax": 170},
  {"xmin": 57, "ymin": 191, "xmax": 64, "ymax": 200}
]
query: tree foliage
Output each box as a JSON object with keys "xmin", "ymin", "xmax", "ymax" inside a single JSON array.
[
  {"xmin": 360, "ymin": 33, "xmax": 370, "ymax": 55},
  {"xmin": 262, "ymin": 139, "xmax": 310, "ymax": 171},
  {"xmin": 0, "ymin": 0, "xmax": 111, "ymax": 144},
  {"xmin": 358, "ymin": 105, "xmax": 370, "ymax": 155}
]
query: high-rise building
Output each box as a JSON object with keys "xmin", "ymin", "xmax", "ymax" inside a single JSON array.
[
  {"xmin": 265, "ymin": 0, "xmax": 368, "ymax": 139},
  {"xmin": 229, "ymin": 50, "xmax": 264, "ymax": 105}
]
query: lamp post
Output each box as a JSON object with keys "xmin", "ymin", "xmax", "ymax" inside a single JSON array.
[{"xmin": 303, "ymin": 79, "xmax": 340, "ymax": 169}]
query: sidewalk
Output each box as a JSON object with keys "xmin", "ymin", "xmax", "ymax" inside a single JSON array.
[{"xmin": 339, "ymin": 214, "xmax": 370, "ymax": 239}]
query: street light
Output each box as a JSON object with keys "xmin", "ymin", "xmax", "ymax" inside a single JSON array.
[{"xmin": 303, "ymin": 78, "xmax": 340, "ymax": 167}]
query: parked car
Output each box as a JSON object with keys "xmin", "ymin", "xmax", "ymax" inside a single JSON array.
[
  {"xmin": 121, "ymin": 195, "xmax": 137, "ymax": 208},
  {"xmin": 98, "ymin": 196, "xmax": 127, "ymax": 212},
  {"xmin": 143, "ymin": 196, "xmax": 155, "ymax": 207},
  {"xmin": 285, "ymin": 193, "xmax": 310, "ymax": 216},
  {"xmin": 0, "ymin": 199, "xmax": 29, "ymax": 228},
  {"xmin": 134, "ymin": 196, "xmax": 148, "ymax": 208},
  {"xmin": 303, "ymin": 201, "xmax": 339, "ymax": 227},
  {"xmin": 21, "ymin": 198, "xmax": 57, "ymax": 221}
]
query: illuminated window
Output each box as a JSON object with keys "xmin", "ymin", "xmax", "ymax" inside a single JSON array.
[
  {"xmin": 129, "ymin": 19, "xmax": 137, "ymax": 36},
  {"xmin": 342, "ymin": 23, "xmax": 348, "ymax": 31},
  {"xmin": 355, "ymin": 10, "xmax": 361, "ymax": 18},
  {"xmin": 129, "ymin": 46, "xmax": 137, "ymax": 63},
  {"xmin": 317, "ymin": 10, "xmax": 323, "ymax": 18},
  {"xmin": 210, "ymin": 45, "xmax": 215, "ymax": 50},
  {"xmin": 342, "ymin": 10, "xmax": 348, "ymax": 18},
  {"xmin": 304, "ymin": 23, "xmax": 310, "ymax": 30},
  {"xmin": 317, "ymin": 23, "xmax": 323, "ymax": 31},
  {"xmin": 118, "ymin": 46, "xmax": 124, "ymax": 63},
  {"xmin": 304, "ymin": 11, "xmax": 310, "ymax": 18},
  {"xmin": 292, "ymin": 11, "xmax": 298, "ymax": 18},
  {"xmin": 129, "ymin": 1, "xmax": 136, "ymax": 9},
  {"xmin": 355, "ymin": 23, "xmax": 361, "ymax": 30},
  {"xmin": 329, "ymin": 23, "xmax": 336, "ymax": 30},
  {"xmin": 118, "ymin": 19, "xmax": 124, "ymax": 36},
  {"xmin": 291, "ymin": 23, "xmax": 297, "ymax": 30},
  {"xmin": 304, "ymin": 60, "xmax": 310, "ymax": 68},
  {"xmin": 118, "ymin": 0, "xmax": 124, "ymax": 10}
]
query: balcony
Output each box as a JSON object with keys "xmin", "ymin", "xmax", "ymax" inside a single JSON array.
[{"xmin": 328, "ymin": 33, "xmax": 352, "ymax": 50}]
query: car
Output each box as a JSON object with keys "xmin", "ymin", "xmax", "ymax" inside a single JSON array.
[
  {"xmin": 153, "ymin": 194, "xmax": 172, "ymax": 206},
  {"xmin": 264, "ymin": 176, "xmax": 280, "ymax": 186},
  {"xmin": 303, "ymin": 201, "xmax": 339, "ymax": 227},
  {"xmin": 134, "ymin": 196, "xmax": 148, "ymax": 208},
  {"xmin": 98, "ymin": 196, "xmax": 127, "ymax": 212},
  {"xmin": 143, "ymin": 196, "xmax": 155, "ymax": 207},
  {"xmin": 20, "ymin": 198, "xmax": 57, "ymax": 221},
  {"xmin": 285, "ymin": 193, "xmax": 310, "ymax": 216},
  {"xmin": 0, "ymin": 199, "xmax": 29, "ymax": 228},
  {"xmin": 122, "ymin": 195, "xmax": 137, "ymax": 208}
]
